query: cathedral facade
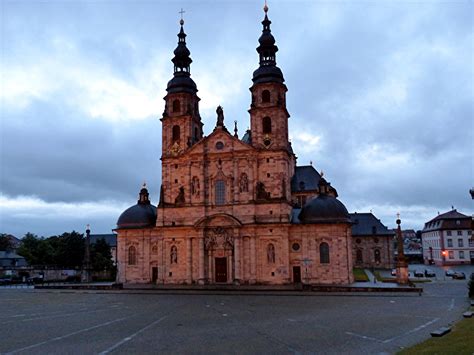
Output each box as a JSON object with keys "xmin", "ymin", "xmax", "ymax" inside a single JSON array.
[{"xmin": 116, "ymin": 8, "xmax": 354, "ymax": 286}]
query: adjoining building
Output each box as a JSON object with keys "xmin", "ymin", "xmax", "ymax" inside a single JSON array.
[
  {"xmin": 350, "ymin": 213, "xmax": 394, "ymax": 269},
  {"xmin": 115, "ymin": 7, "xmax": 354, "ymax": 286},
  {"xmin": 421, "ymin": 209, "xmax": 474, "ymax": 265}
]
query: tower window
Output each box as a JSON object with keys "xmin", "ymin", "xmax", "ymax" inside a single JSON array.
[
  {"xmin": 263, "ymin": 116, "xmax": 272, "ymax": 134},
  {"xmin": 215, "ymin": 180, "xmax": 226, "ymax": 205},
  {"xmin": 194, "ymin": 127, "xmax": 199, "ymax": 141},
  {"xmin": 172, "ymin": 125, "xmax": 180, "ymax": 142},
  {"xmin": 172, "ymin": 99, "xmax": 180, "ymax": 113},
  {"xmin": 319, "ymin": 242, "xmax": 330, "ymax": 264},
  {"xmin": 262, "ymin": 90, "xmax": 270, "ymax": 103},
  {"xmin": 374, "ymin": 249, "xmax": 381, "ymax": 263}
]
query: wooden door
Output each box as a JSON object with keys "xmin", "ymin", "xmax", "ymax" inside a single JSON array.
[
  {"xmin": 215, "ymin": 257, "xmax": 227, "ymax": 283},
  {"xmin": 293, "ymin": 266, "xmax": 301, "ymax": 283},
  {"xmin": 152, "ymin": 267, "xmax": 158, "ymax": 283}
]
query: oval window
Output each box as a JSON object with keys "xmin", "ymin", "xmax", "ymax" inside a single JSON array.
[
  {"xmin": 216, "ymin": 141, "xmax": 224, "ymax": 150},
  {"xmin": 292, "ymin": 243, "xmax": 301, "ymax": 251}
]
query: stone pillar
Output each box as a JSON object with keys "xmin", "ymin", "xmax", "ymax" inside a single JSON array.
[
  {"xmin": 198, "ymin": 237, "xmax": 205, "ymax": 285},
  {"xmin": 234, "ymin": 237, "xmax": 241, "ymax": 284},
  {"xmin": 227, "ymin": 254, "xmax": 232, "ymax": 283},
  {"xmin": 186, "ymin": 237, "xmax": 192, "ymax": 284},
  {"xmin": 250, "ymin": 236, "xmax": 256, "ymax": 284}
]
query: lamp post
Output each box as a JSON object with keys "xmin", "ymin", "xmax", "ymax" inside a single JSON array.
[{"xmin": 82, "ymin": 224, "xmax": 91, "ymax": 283}]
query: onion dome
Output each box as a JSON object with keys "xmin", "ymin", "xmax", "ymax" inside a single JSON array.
[
  {"xmin": 167, "ymin": 19, "xmax": 197, "ymax": 94},
  {"xmin": 117, "ymin": 184, "xmax": 157, "ymax": 229},
  {"xmin": 298, "ymin": 178, "xmax": 350, "ymax": 224},
  {"xmin": 252, "ymin": 4, "xmax": 284, "ymax": 84}
]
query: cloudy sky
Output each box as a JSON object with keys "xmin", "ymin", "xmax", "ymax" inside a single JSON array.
[{"xmin": 1, "ymin": 0, "xmax": 472, "ymax": 237}]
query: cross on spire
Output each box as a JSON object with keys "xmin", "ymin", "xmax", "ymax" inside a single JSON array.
[{"xmin": 179, "ymin": 8, "xmax": 185, "ymax": 24}]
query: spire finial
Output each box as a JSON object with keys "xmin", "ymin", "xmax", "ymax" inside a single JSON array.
[
  {"xmin": 234, "ymin": 120, "xmax": 238, "ymax": 137},
  {"xmin": 143, "ymin": 181, "xmax": 147, "ymax": 189},
  {"xmin": 179, "ymin": 8, "xmax": 185, "ymax": 25},
  {"xmin": 263, "ymin": 0, "xmax": 268, "ymax": 13}
]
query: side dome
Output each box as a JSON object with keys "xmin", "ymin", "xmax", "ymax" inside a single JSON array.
[
  {"xmin": 117, "ymin": 185, "xmax": 157, "ymax": 229},
  {"xmin": 298, "ymin": 178, "xmax": 350, "ymax": 224}
]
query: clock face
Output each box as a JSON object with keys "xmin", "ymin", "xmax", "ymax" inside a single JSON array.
[
  {"xmin": 263, "ymin": 134, "xmax": 272, "ymax": 147},
  {"xmin": 170, "ymin": 142, "xmax": 182, "ymax": 156}
]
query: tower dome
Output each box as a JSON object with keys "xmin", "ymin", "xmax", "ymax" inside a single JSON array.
[
  {"xmin": 117, "ymin": 185, "xmax": 157, "ymax": 229},
  {"xmin": 298, "ymin": 178, "xmax": 350, "ymax": 224}
]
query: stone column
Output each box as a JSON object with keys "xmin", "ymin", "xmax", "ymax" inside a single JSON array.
[
  {"xmin": 186, "ymin": 237, "xmax": 192, "ymax": 284},
  {"xmin": 234, "ymin": 237, "xmax": 241, "ymax": 284},
  {"xmin": 250, "ymin": 236, "xmax": 256, "ymax": 284},
  {"xmin": 198, "ymin": 237, "xmax": 205, "ymax": 285}
]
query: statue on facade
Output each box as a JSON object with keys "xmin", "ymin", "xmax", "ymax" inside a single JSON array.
[
  {"xmin": 240, "ymin": 173, "xmax": 249, "ymax": 193},
  {"xmin": 216, "ymin": 105, "xmax": 224, "ymax": 127},
  {"xmin": 256, "ymin": 181, "xmax": 270, "ymax": 200},
  {"xmin": 175, "ymin": 186, "xmax": 185, "ymax": 204}
]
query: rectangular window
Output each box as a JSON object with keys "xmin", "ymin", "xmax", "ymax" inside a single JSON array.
[
  {"xmin": 457, "ymin": 230, "xmax": 462, "ymax": 236},
  {"xmin": 469, "ymin": 239, "xmax": 474, "ymax": 247},
  {"xmin": 458, "ymin": 239, "xmax": 463, "ymax": 247},
  {"xmin": 459, "ymin": 251, "xmax": 464, "ymax": 259},
  {"xmin": 215, "ymin": 180, "xmax": 226, "ymax": 205},
  {"xmin": 447, "ymin": 239, "xmax": 453, "ymax": 247},
  {"xmin": 447, "ymin": 231, "xmax": 452, "ymax": 236},
  {"xmin": 468, "ymin": 230, "xmax": 472, "ymax": 235},
  {"xmin": 448, "ymin": 251, "xmax": 454, "ymax": 259}
]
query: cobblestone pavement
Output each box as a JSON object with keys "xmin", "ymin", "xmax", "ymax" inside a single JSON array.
[{"xmin": 0, "ymin": 279, "xmax": 471, "ymax": 354}]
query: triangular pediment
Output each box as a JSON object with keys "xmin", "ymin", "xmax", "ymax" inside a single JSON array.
[{"xmin": 185, "ymin": 126, "xmax": 255, "ymax": 156}]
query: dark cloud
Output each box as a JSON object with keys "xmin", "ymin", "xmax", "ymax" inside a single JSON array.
[{"xmin": 1, "ymin": 1, "xmax": 472, "ymax": 237}]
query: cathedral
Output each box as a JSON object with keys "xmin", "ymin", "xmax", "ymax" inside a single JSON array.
[{"xmin": 116, "ymin": 7, "xmax": 354, "ymax": 286}]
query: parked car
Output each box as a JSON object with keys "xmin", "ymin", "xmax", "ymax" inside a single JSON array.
[
  {"xmin": 414, "ymin": 270, "xmax": 424, "ymax": 277},
  {"xmin": 391, "ymin": 269, "xmax": 396, "ymax": 276},
  {"xmin": 445, "ymin": 269, "xmax": 455, "ymax": 277},
  {"xmin": 424, "ymin": 269, "xmax": 436, "ymax": 277},
  {"xmin": 0, "ymin": 277, "xmax": 11, "ymax": 285},
  {"xmin": 452, "ymin": 272, "xmax": 466, "ymax": 280}
]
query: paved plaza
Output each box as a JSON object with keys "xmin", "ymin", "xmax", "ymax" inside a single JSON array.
[{"xmin": 0, "ymin": 275, "xmax": 472, "ymax": 355}]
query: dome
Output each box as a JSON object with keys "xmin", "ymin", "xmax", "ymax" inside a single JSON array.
[
  {"xmin": 298, "ymin": 194, "xmax": 350, "ymax": 224},
  {"xmin": 117, "ymin": 186, "xmax": 157, "ymax": 229},
  {"xmin": 166, "ymin": 73, "xmax": 197, "ymax": 94}
]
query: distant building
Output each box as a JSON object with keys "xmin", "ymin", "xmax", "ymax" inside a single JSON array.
[
  {"xmin": 350, "ymin": 213, "xmax": 395, "ymax": 269},
  {"xmin": 393, "ymin": 229, "xmax": 422, "ymax": 263},
  {"xmin": 0, "ymin": 251, "xmax": 28, "ymax": 268},
  {"xmin": 89, "ymin": 234, "xmax": 117, "ymax": 265},
  {"xmin": 421, "ymin": 209, "xmax": 474, "ymax": 265}
]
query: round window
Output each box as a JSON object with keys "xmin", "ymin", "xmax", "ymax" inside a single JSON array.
[
  {"xmin": 215, "ymin": 141, "xmax": 224, "ymax": 150},
  {"xmin": 292, "ymin": 243, "xmax": 301, "ymax": 251},
  {"xmin": 356, "ymin": 238, "xmax": 361, "ymax": 244},
  {"xmin": 373, "ymin": 237, "xmax": 379, "ymax": 244}
]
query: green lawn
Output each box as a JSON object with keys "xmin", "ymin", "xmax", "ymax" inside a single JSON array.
[
  {"xmin": 353, "ymin": 268, "xmax": 369, "ymax": 282},
  {"xmin": 399, "ymin": 312, "xmax": 474, "ymax": 354}
]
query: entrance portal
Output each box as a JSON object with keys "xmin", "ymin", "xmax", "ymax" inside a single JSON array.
[
  {"xmin": 151, "ymin": 267, "xmax": 158, "ymax": 283},
  {"xmin": 293, "ymin": 266, "xmax": 301, "ymax": 283},
  {"xmin": 215, "ymin": 257, "xmax": 227, "ymax": 283}
]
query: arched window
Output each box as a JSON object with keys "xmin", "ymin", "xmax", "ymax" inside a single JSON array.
[
  {"xmin": 128, "ymin": 246, "xmax": 137, "ymax": 265},
  {"xmin": 172, "ymin": 125, "xmax": 180, "ymax": 142},
  {"xmin": 262, "ymin": 116, "xmax": 272, "ymax": 134},
  {"xmin": 215, "ymin": 180, "xmax": 225, "ymax": 205},
  {"xmin": 374, "ymin": 249, "xmax": 381, "ymax": 263},
  {"xmin": 194, "ymin": 127, "xmax": 199, "ymax": 141},
  {"xmin": 170, "ymin": 245, "xmax": 178, "ymax": 264},
  {"xmin": 319, "ymin": 242, "xmax": 330, "ymax": 264},
  {"xmin": 267, "ymin": 243, "xmax": 275, "ymax": 263},
  {"xmin": 356, "ymin": 249, "xmax": 363, "ymax": 264},
  {"xmin": 262, "ymin": 90, "xmax": 270, "ymax": 103},
  {"xmin": 172, "ymin": 99, "xmax": 180, "ymax": 113}
]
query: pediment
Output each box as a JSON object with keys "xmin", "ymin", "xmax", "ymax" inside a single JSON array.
[
  {"xmin": 186, "ymin": 127, "xmax": 255, "ymax": 156},
  {"xmin": 194, "ymin": 213, "xmax": 243, "ymax": 229}
]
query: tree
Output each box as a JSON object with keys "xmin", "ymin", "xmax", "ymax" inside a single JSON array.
[
  {"xmin": 0, "ymin": 234, "xmax": 13, "ymax": 251},
  {"xmin": 17, "ymin": 233, "xmax": 47, "ymax": 265},
  {"xmin": 91, "ymin": 238, "xmax": 114, "ymax": 271}
]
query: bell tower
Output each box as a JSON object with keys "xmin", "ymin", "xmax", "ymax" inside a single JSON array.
[
  {"xmin": 162, "ymin": 17, "xmax": 203, "ymax": 158},
  {"xmin": 249, "ymin": 4, "xmax": 290, "ymax": 152}
]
